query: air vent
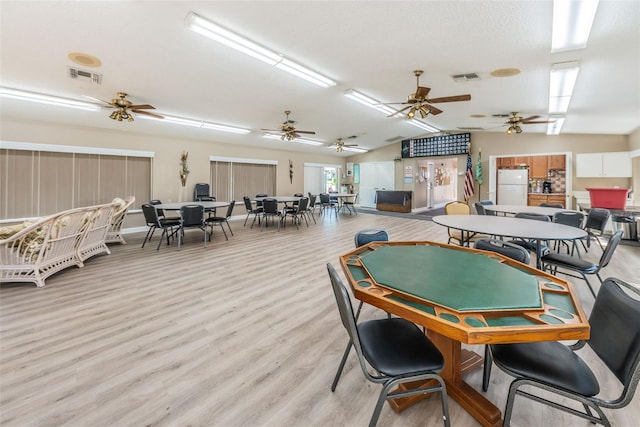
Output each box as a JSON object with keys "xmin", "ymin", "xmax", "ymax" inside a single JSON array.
[
  {"xmin": 385, "ymin": 135, "xmax": 404, "ymax": 143},
  {"xmin": 451, "ymin": 72, "xmax": 480, "ymax": 82},
  {"xmin": 67, "ymin": 67, "xmax": 102, "ymax": 84}
]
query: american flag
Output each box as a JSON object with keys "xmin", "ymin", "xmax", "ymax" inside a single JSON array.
[{"xmin": 464, "ymin": 153, "xmax": 475, "ymax": 202}]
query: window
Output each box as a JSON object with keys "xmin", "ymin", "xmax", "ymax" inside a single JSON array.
[
  {"xmin": 1, "ymin": 142, "xmax": 152, "ymax": 221},
  {"xmin": 210, "ymin": 157, "xmax": 276, "ymax": 201}
]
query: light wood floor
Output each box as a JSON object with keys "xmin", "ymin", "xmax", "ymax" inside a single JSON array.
[{"xmin": 1, "ymin": 211, "xmax": 639, "ymax": 427}]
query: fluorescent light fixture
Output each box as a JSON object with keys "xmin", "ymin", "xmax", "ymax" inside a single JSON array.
[
  {"xmin": 139, "ymin": 113, "xmax": 251, "ymax": 134},
  {"xmin": 549, "ymin": 61, "xmax": 580, "ymax": 114},
  {"xmin": 343, "ymin": 146, "xmax": 369, "ymax": 153},
  {"xmin": 552, "ymin": 0, "xmax": 599, "ymax": 52},
  {"xmin": 262, "ymin": 133, "xmax": 324, "ymax": 146},
  {"xmin": 406, "ymin": 119, "xmax": 440, "ymax": 133},
  {"xmin": 0, "ymin": 87, "xmax": 101, "ymax": 112},
  {"xmin": 185, "ymin": 12, "xmax": 336, "ymax": 88},
  {"xmin": 343, "ymin": 89, "xmax": 396, "ymax": 115},
  {"xmin": 547, "ymin": 117, "xmax": 566, "ymax": 135}
]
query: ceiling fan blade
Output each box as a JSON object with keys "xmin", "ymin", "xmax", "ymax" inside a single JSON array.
[
  {"xmin": 414, "ymin": 86, "xmax": 431, "ymax": 100},
  {"xmin": 426, "ymin": 94, "xmax": 471, "ymax": 103},
  {"xmin": 133, "ymin": 110, "xmax": 164, "ymax": 119},
  {"xmin": 128, "ymin": 104, "xmax": 156, "ymax": 110},
  {"xmin": 522, "ymin": 120, "xmax": 554, "ymax": 124},
  {"xmin": 293, "ymin": 130, "xmax": 316, "ymax": 135},
  {"xmin": 521, "ymin": 115, "xmax": 540, "ymax": 122},
  {"xmin": 387, "ymin": 105, "xmax": 413, "ymax": 117},
  {"xmin": 423, "ymin": 104, "xmax": 443, "ymax": 115},
  {"xmin": 83, "ymin": 95, "xmax": 113, "ymax": 107}
]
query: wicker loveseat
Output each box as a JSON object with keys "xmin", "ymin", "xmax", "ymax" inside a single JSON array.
[
  {"xmin": 105, "ymin": 196, "xmax": 135, "ymax": 245},
  {"xmin": 0, "ymin": 202, "xmax": 117, "ymax": 288}
]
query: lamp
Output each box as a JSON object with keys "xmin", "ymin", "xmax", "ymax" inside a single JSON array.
[
  {"xmin": 185, "ymin": 12, "xmax": 335, "ymax": 88},
  {"xmin": 0, "ymin": 87, "xmax": 101, "ymax": 112},
  {"xmin": 552, "ymin": 0, "xmax": 599, "ymax": 52},
  {"xmin": 138, "ymin": 113, "xmax": 251, "ymax": 134}
]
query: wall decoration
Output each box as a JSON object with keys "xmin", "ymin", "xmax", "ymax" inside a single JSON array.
[
  {"xmin": 179, "ymin": 150, "xmax": 190, "ymax": 187},
  {"xmin": 289, "ymin": 159, "xmax": 293, "ymax": 183},
  {"xmin": 401, "ymin": 133, "xmax": 471, "ymax": 158}
]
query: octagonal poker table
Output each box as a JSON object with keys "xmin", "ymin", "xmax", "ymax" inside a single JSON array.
[{"xmin": 339, "ymin": 240, "xmax": 589, "ymax": 427}]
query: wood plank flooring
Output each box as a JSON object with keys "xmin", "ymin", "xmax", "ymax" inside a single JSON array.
[{"xmin": 1, "ymin": 211, "xmax": 639, "ymax": 426}]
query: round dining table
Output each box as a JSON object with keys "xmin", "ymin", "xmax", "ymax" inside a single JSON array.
[{"xmin": 432, "ymin": 214, "xmax": 587, "ymax": 268}]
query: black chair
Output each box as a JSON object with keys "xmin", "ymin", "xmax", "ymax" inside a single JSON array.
[
  {"xmin": 353, "ymin": 229, "xmax": 390, "ymax": 320},
  {"xmin": 261, "ymin": 198, "xmax": 282, "ymax": 231},
  {"xmin": 283, "ymin": 197, "xmax": 308, "ymax": 229},
  {"xmin": 243, "ymin": 196, "xmax": 262, "ymax": 228},
  {"xmin": 327, "ymin": 263, "xmax": 450, "ymax": 427},
  {"xmin": 178, "ymin": 204, "xmax": 208, "ymax": 250},
  {"xmin": 141, "ymin": 204, "xmax": 180, "ymax": 250},
  {"xmin": 508, "ymin": 212, "xmax": 551, "ymax": 255},
  {"xmin": 486, "ymin": 277, "xmax": 640, "ymax": 426},
  {"xmin": 474, "ymin": 200, "xmax": 496, "ymax": 216},
  {"xmin": 583, "ymin": 208, "xmax": 611, "ymax": 252},
  {"xmin": 552, "ymin": 211, "xmax": 586, "ymax": 255},
  {"xmin": 149, "ymin": 199, "xmax": 180, "ymax": 221},
  {"xmin": 341, "ymin": 192, "xmax": 358, "ymax": 215},
  {"xmin": 205, "ymin": 200, "xmax": 235, "ymax": 240},
  {"xmin": 540, "ymin": 203, "xmax": 563, "ymax": 208},
  {"xmin": 319, "ymin": 193, "xmax": 337, "ymax": 216},
  {"xmin": 255, "ymin": 193, "xmax": 268, "ymax": 211},
  {"xmin": 540, "ymin": 230, "xmax": 624, "ymax": 298},
  {"xmin": 305, "ymin": 194, "xmax": 318, "ymax": 224},
  {"xmin": 193, "ymin": 183, "xmax": 215, "ymax": 201}
]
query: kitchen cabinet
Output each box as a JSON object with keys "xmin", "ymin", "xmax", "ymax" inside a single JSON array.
[
  {"xmin": 547, "ymin": 195, "xmax": 566, "ymax": 208},
  {"xmin": 497, "ymin": 157, "xmax": 514, "ymax": 168},
  {"xmin": 528, "ymin": 194, "xmax": 548, "ymax": 206},
  {"xmin": 576, "ymin": 152, "xmax": 632, "ymax": 177},
  {"xmin": 527, "ymin": 194, "xmax": 566, "ymax": 208},
  {"xmin": 514, "ymin": 156, "xmax": 530, "ymax": 167},
  {"xmin": 548, "ymin": 154, "xmax": 566, "ymax": 170},
  {"xmin": 530, "ymin": 156, "xmax": 549, "ymax": 178}
]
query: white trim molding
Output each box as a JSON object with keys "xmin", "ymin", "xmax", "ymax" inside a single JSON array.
[{"xmin": 0, "ymin": 141, "xmax": 155, "ymax": 158}]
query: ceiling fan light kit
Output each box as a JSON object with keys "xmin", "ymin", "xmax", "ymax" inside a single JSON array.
[{"xmin": 185, "ymin": 12, "xmax": 335, "ymax": 88}]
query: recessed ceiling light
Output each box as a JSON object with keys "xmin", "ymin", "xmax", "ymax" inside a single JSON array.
[
  {"xmin": 67, "ymin": 52, "xmax": 102, "ymax": 67},
  {"xmin": 490, "ymin": 68, "xmax": 521, "ymax": 78},
  {"xmin": 470, "ymin": 114, "xmax": 486, "ymax": 118}
]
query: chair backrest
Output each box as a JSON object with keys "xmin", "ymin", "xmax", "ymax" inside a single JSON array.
[
  {"xmin": 474, "ymin": 202, "xmax": 487, "ymax": 215},
  {"xmin": 478, "ymin": 200, "xmax": 496, "ymax": 215},
  {"xmin": 263, "ymin": 198, "xmax": 279, "ymax": 214},
  {"xmin": 514, "ymin": 212, "xmax": 551, "ymax": 222},
  {"xmin": 354, "ymin": 228, "xmax": 390, "ymax": 248},
  {"xmin": 224, "ymin": 200, "xmax": 236, "ymax": 219},
  {"xmin": 194, "ymin": 183, "xmax": 212, "ymax": 200},
  {"xmin": 553, "ymin": 211, "xmax": 585, "ymax": 228},
  {"xmin": 319, "ymin": 193, "xmax": 330, "ymax": 204},
  {"xmin": 326, "ymin": 263, "xmax": 366, "ymax": 364},
  {"xmin": 308, "ymin": 194, "xmax": 317, "ymax": 208},
  {"xmin": 445, "ymin": 201, "xmax": 470, "ymax": 215},
  {"xmin": 348, "ymin": 192, "xmax": 359, "ymax": 204},
  {"xmin": 540, "ymin": 203, "xmax": 564, "ymax": 208},
  {"xmin": 142, "ymin": 204, "xmax": 161, "ymax": 227},
  {"xmin": 329, "ymin": 192, "xmax": 338, "ymax": 202},
  {"xmin": 296, "ymin": 197, "xmax": 308, "ymax": 213},
  {"xmin": 256, "ymin": 194, "xmax": 268, "ymax": 208},
  {"xmin": 585, "ymin": 208, "xmax": 611, "ymax": 234},
  {"xmin": 474, "ymin": 238, "xmax": 531, "ymax": 264},
  {"xmin": 243, "ymin": 196, "xmax": 253, "ymax": 211},
  {"xmin": 180, "ymin": 205, "xmax": 204, "ymax": 227},
  {"xmin": 598, "ymin": 229, "xmax": 623, "ymax": 269},
  {"xmin": 588, "ymin": 277, "xmax": 640, "ymax": 403},
  {"xmin": 149, "ymin": 199, "xmax": 165, "ymax": 217}
]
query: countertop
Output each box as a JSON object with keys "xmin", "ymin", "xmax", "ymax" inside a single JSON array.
[{"xmin": 578, "ymin": 203, "xmax": 640, "ymax": 217}]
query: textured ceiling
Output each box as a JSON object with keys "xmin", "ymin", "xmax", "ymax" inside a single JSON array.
[{"xmin": 1, "ymin": 1, "xmax": 638, "ymax": 157}]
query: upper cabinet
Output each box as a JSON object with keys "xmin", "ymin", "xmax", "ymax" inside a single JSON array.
[
  {"xmin": 576, "ymin": 152, "xmax": 632, "ymax": 178},
  {"xmin": 548, "ymin": 154, "xmax": 566, "ymax": 170},
  {"xmin": 530, "ymin": 156, "xmax": 549, "ymax": 178}
]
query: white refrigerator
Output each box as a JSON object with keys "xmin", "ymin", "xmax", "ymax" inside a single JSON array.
[{"xmin": 497, "ymin": 169, "xmax": 529, "ymax": 205}]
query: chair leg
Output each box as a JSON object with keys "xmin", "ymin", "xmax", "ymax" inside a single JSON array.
[
  {"xmin": 141, "ymin": 225, "xmax": 156, "ymax": 248},
  {"xmin": 226, "ymin": 220, "xmax": 233, "ymax": 236},
  {"xmin": 482, "ymin": 345, "xmax": 493, "ymax": 392},
  {"xmin": 331, "ymin": 341, "xmax": 353, "ymax": 392},
  {"xmin": 220, "ymin": 224, "xmax": 228, "ymax": 240},
  {"xmin": 582, "ymin": 273, "xmax": 597, "ymax": 298}
]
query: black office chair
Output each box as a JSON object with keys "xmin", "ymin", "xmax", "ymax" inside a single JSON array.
[
  {"xmin": 353, "ymin": 229, "xmax": 390, "ymax": 320},
  {"xmin": 193, "ymin": 183, "xmax": 215, "ymax": 201},
  {"xmin": 540, "ymin": 230, "xmax": 624, "ymax": 298},
  {"xmin": 205, "ymin": 200, "xmax": 235, "ymax": 240},
  {"xmin": 473, "ymin": 238, "xmax": 530, "ymax": 392},
  {"xmin": 243, "ymin": 196, "xmax": 262, "ymax": 228},
  {"xmin": 327, "ymin": 263, "xmax": 450, "ymax": 427},
  {"xmin": 141, "ymin": 204, "xmax": 180, "ymax": 250},
  {"xmin": 583, "ymin": 208, "xmax": 611, "ymax": 252},
  {"xmin": 486, "ymin": 277, "xmax": 640, "ymax": 426},
  {"xmin": 178, "ymin": 204, "xmax": 208, "ymax": 249}
]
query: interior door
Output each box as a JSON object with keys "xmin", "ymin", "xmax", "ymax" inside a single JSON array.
[{"xmin": 359, "ymin": 161, "xmax": 395, "ymax": 208}]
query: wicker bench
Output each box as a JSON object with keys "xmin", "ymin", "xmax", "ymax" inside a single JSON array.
[
  {"xmin": 0, "ymin": 203, "xmax": 117, "ymax": 288},
  {"xmin": 105, "ymin": 196, "xmax": 135, "ymax": 245}
]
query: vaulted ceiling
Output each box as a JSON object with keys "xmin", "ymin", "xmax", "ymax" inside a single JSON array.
[{"xmin": 1, "ymin": 1, "xmax": 638, "ymax": 156}]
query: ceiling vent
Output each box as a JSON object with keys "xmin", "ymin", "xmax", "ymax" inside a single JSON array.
[
  {"xmin": 451, "ymin": 72, "xmax": 480, "ymax": 82},
  {"xmin": 385, "ymin": 135, "xmax": 404, "ymax": 143},
  {"xmin": 67, "ymin": 67, "xmax": 102, "ymax": 84}
]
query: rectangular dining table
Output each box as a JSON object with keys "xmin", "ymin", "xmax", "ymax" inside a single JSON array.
[{"xmin": 339, "ymin": 241, "xmax": 590, "ymax": 427}]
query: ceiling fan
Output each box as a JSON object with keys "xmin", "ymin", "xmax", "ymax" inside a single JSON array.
[
  {"xmin": 86, "ymin": 92, "xmax": 163, "ymax": 122},
  {"xmin": 385, "ymin": 70, "xmax": 471, "ymax": 119},
  {"xmin": 261, "ymin": 110, "xmax": 316, "ymax": 141},
  {"xmin": 503, "ymin": 112, "xmax": 555, "ymax": 134},
  {"xmin": 329, "ymin": 138, "xmax": 359, "ymax": 153}
]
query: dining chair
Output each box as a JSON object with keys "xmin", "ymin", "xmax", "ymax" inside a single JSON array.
[
  {"xmin": 149, "ymin": 199, "xmax": 180, "ymax": 221},
  {"xmin": 473, "ymin": 238, "xmax": 531, "ymax": 392},
  {"xmin": 341, "ymin": 192, "xmax": 358, "ymax": 215},
  {"xmin": 444, "ymin": 201, "xmax": 482, "ymax": 246},
  {"xmin": 305, "ymin": 194, "xmax": 318, "ymax": 224},
  {"xmin": 255, "ymin": 193, "xmax": 268, "ymax": 212},
  {"xmin": 141, "ymin": 204, "xmax": 180, "ymax": 250},
  {"xmin": 193, "ymin": 183, "xmax": 215, "ymax": 201},
  {"xmin": 243, "ymin": 196, "xmax": 262, "ymax": 228},
  {"xmin": 319, "ymin": 193, "xmax": 337, "ymax": 216},
  {"xmin": 478, "ymin": 200, "xmax": 496, "ymax": 215},
  {"xmin": 552, "ymin": 211, "xmax": 586, "ymax": 255},
  {"xmin": 261, "ymin": 198, "xmax": 282, "ymax": 231},
  {"xmin": 485, "ymin": 277, "xmax": 640, "ymax": 427},
  {"xmin": 352, "ymin": 229, "xmax": 391, "ymax": 320},
  {"xmin": 508, "ymin": 212, "xmax": 551, "ymax": 255},
  {"xmin": 540, "ymin": 230, "xmax": 624, "ymax": 298},
  {"xmin": 583, "ymin": 208, "xmax": 611, "ymax": 252},
  {"xmin": 326, "ymin": 263, "xmax": 450, "ymax": 427},
  {"xmin": 205, "ymin": 200, "xmax": 235, "ymax": 240},
  {"xmin": 540, "ymin": 203, "xmax": 563, "ymax": 208},
  {"xmin": 283, "ymin": 197, "xmax": 309, "ymax": 229},
  {"xmin": 178, "ymin": 204, "xmax": 208, "ymax": 250}
]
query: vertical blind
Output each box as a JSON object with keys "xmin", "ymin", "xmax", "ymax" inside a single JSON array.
[
  {"xmin": 210, "ymin": 160, "xmax": 276, "ymax": 201},
  {"xmin": 1, "ymin": 148, "xmax": 151, "ymax": 220}
]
